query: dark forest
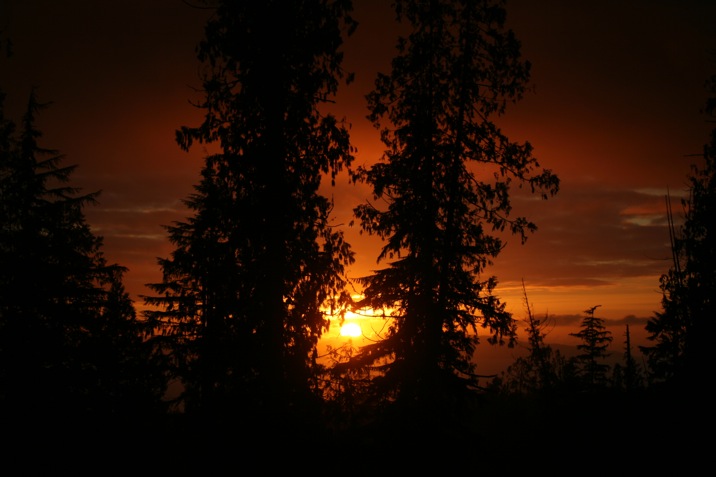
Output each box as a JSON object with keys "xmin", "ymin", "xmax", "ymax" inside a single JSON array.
[{"xmin": 1, "ymin": 1, "xmax": 714, "ymax": 474}]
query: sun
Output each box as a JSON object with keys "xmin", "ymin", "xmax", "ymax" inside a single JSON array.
[{"xmin": 339, "ymin": 322, "xmax": 362, "ymax": 337}]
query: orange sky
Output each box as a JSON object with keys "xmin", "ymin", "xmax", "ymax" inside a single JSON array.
[{"xmin": 3, "ymin": 0, "xmax": 715, "ymax": 364}]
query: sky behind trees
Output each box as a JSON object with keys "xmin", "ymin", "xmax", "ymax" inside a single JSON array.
[{"xmin": 2, "ymin": 0, "xmax": 715, "ymax": 357}]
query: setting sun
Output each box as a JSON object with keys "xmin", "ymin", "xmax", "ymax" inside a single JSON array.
[{"xmin": 339, "ymin": 322, "xmax": 362, "ymax": 337}]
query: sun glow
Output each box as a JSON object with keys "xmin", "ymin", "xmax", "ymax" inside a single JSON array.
[
  {"xmin": 339, "ymin": 322, "xmax": 362, "ymax": 337},
  {"xmin": 325, "ymin": 294, "xmax": 392, "ymax": 340}
]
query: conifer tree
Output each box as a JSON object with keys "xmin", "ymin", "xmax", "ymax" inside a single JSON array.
[
  {"xmin": 495, "ymin": 282, "xmax": 573, "ymax": 396},
  {"xmin": 569, "ymin": 305, "xmax": 612, "ymax": 391},
  {"xmin": 641, "ymin": 73, "xmax": 716, "ymax": 392},
  {"xmin": 144, "ymin": 0, "xmax": 357, "ymax": 432},
  {"xmin": 611, "ymin": 324, "xmax": 644, "ymax": 392},
  {"xmin": 343, "ymin": 0, "xmax": 559, "ymax": 425},
  {"xmin": 0, "ymin": 91, "xmax": 165, "ymax": 424}
]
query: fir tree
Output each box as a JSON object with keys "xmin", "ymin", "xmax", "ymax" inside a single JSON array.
[
  {"xmin": 494, "ymin": 282, "xmax": 574, "ymax": 396},
  {"xmin": 641, "ymin": 72, "xmax": 716, "ymax": 393},
  {"xmin": 611, "ymin": 324, "xmax": 645, "ymax": 392},
  {"xmin": 143, "ymin": 0, "xmax": 357, "ymax": 434},
  {"xmin": 569, "ymin": 305, "xmax": 612, "ymax": 391},
  {"xmin": 343, "ymin": 0, "xmax": 559, "ymax": 428},
  {"xmin": 0, "ymin": 91, "xmax": 165, "ymax": 425}
]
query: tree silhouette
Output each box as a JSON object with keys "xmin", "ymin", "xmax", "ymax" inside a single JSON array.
[
  {"xmin": 611, "ymin": 324, "xmax": 644, "ymax": 392},
  {"xmin": 493, "ymin": 282, "xmax": 575, "ymax": 396},
  {"xmin": 143, "ymin": 0, "xmax": 357, "ymax": 434},
  {"xmin": 641, "ymin": 72, "xmax": 716, "ymax": 394},
  {"xmin": 0, "ymin": 91, "xmax": 164, "ymax": 425},
  {"xmin": 343, "ymin": 0, "xmax": 559, "ymax": 428},
  {"xmin": 569, "ymin": 305, "xmax": 612, "ymax": 391}
]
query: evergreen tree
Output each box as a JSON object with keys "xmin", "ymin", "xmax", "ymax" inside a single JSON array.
[
  {"xmin": 494, "ymin": 282, "xmax": 574, "ymax": 396},
  {"xmin": 611, "ymin": 324, "xmax": 644, "ymax": 392},
  {"xmin": 641, "ymin": 72, "xmax": 716, "ymax": 393},
  {"xmin": 343, "ymin": 0, "xmax": 559, "ymax": 426},
  {"xmin": 144, "ymin": 0, "xmax": 357, "ymax": 433},
  {"xmin": 569, "ymin": 305, "xmax": 612, "ymax": 391},
  {"xmin": 0, "ymin": 91, "xmax": 165, "ymax": 425}
]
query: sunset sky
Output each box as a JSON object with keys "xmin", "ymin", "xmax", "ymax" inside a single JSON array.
[{"xmin": 3, "ymin": 0, "xmax": 715, "ymax": 368}]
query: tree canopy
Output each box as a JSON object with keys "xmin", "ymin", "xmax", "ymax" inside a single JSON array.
[
  {"xmin": 0, "ymin": 90, "xmax": 165, "ymax": 424},
  {"xmin": 341, "ymin": 0, "xmax": 559, "ymax": 424},
  {"xmin": 641, "ymin": 71, "xmax": 716, "ymax": 394},
  {"xmin": 143, "ymin": 0, "xmax": 357, "ymax": 432}
]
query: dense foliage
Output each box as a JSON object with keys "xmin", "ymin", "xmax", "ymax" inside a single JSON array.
[
  {"xmin": 338, "ymin": 0, "xmax": 559, "ymax": 425},
  {"xmin": 0, "ymin": 91, "xmax": 165, "ymax": 425},
  {"xmin": 1, "ymin": 3, "xmax": 712, "ymax": 472},
  {"xmin": 142, "ymin": 0, "xmax": 357, "ymax": 432},
  {"xmin": 640, "ymin": 72, "xmax": 716, "ymax": 395}
]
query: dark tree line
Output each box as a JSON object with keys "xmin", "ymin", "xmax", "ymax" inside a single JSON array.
[
  {"xmin": 492, "ymin": 296, "xmax": 646, "ymax": 397},
  {"xmin": 0, "ymin": 90, "xmax": 167, "ymax": 426},
  {"xmin": 639, "ymin": 69, "xmax": 716, "ymax": 403},
  {"xmin": 479, "ymin": 69, "xmax": 716, "ymax": 408},
  {"xmin": 1, "ymin": 1, "xmax": 714, "ymax": 468}
]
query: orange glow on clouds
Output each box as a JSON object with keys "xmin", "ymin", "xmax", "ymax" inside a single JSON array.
[{"xmin": 6, "ymin": 0, "xmax": 716, "ymax": 375}]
